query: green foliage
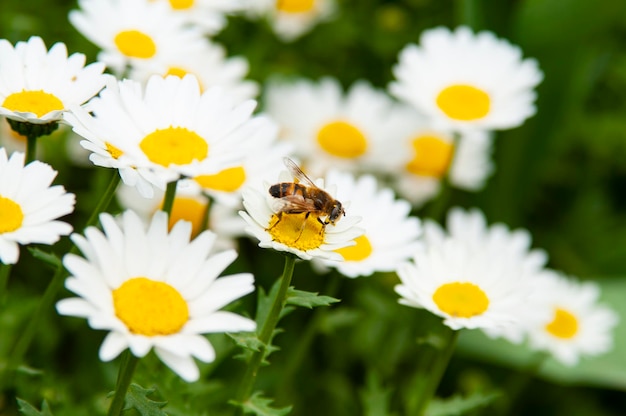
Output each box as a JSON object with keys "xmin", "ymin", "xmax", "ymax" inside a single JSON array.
[
  {"xmin": 17, "ymin": 399, "xmax": 54, "ymax": 416},
  {"xmin": 238, "ymin": 392, "xmax": 292, "ymax": 416},
  {"xmin": 122, "ymin": 384, "xmax": 168, "ymax": 416},
  {"xmin": 425, "ymin": 391, "xmax": 501, "ymax": 416},
  {"xmin": 285, "ymin": 288, "xmax": 340, "ymax": 309}
]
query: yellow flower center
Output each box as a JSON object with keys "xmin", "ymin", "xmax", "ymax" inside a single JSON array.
[
  {"xmin": 436, "ymin": 84, "xmax": 491, "ymax": 121},
  {"xmin": 276, "ymin": 0, "xmax": 315, "ymax": 13},
  {"xmin": 195, "ymin": 166, "xmax": 246, "ymax": 193},
  {"xmin": 316, "ymin": 120, "xmax": 367, "ymax": 159},
  {"xmin": 162, "ymin": 196, "xmax": 207, "ymax": 237},
  {"xmin": 114, "ymin": 30, "xmax": 157, "ymax": 59},
  {"xmin": 335, "ymin": 235, "xmax": 372, "ymax": 261},
  {"xmin": 139, "ymin": 127, "xmax": 208, "ymax": 167},
  {"xmin": 106, "ymin": 142, "xmax": 123, "ymax": 159},
  {"xmin": 0, "ymin": 196, "xmax": 24, "ymax": 234},
  {"xmin": 113, "ymin": 277, "xmax": 189, "ymax": 336},
  {"xmin": 432, "ymin": 282, "xmax": 489, "ymax": 318},
  {"xmin": 268, "ymin": 212, "xmax": 325, "ymax": 251},
  {"xmin": 2, "ymin": 90, "xmax": 64, "ymax": 118},
  {"xmin": 169, "ymin": 0, "xmax": 194, "ymax": 9},
  {"xmin": 406, "ymin": 135, "xmax": 455, "ymax": 178},
  {"xmin": 164, "ymin": 67, "xmax": 204, "ymax": 91},
  {"xmin": 545, "ymin": 307, "xmax": 579, "ymax": 339}
]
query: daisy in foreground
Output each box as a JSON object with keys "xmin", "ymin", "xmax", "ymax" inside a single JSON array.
[
  {"xmin": 526, "ymin": 271, "xmax": 618, "ymax": 366},
  {"xmin": 239, "ymin": 158, "xmax": 363, "ymax": 261},
  {"xmin": 64, "ymin": 74, "xmax": 276, "ymax": 198},
  {"xmin": 314, "ymin": 170, "xmax": 422, "ymax": 278},
  {"xmin": 56, "ymin": 210, "xmax": 256, "ymax": 382},
  {"xmin": 395, "ymin": 208, "xmax": 549, "ymax": 343},
  {"xmin": 0, "ymin": 36, "xmax": 106, "ymax": 126},
  {"xmin": 389, "ymin": 26, "xmax": 543, "ymax": 132},
  {"xmin": 0, "ymin": 148, "xmax": 75, "ymax": 264}
]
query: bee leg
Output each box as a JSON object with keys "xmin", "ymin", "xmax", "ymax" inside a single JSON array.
[
  {"xmin": 267, "ymin": 211, "xmax": 284, "ymax": 231},
  {"xmin": 293, "ymin": 212, "xmax": 310, "ymax": 242}
]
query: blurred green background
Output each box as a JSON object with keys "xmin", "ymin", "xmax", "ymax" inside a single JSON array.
[{"xmin": 1, "ymin": 0, "xmax": 626, "ymax": 415}]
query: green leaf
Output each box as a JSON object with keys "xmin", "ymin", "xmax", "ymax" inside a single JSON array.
[
  {"xmin": 286, "ymin": 288, "xmax": 340, "ymax": 309},
  {"xmin": 425, "ymin": 391, "xmax": 501, "ymax": 416},
  {"xmin": 16, "ymin": 399, "xmax": 54, "ymax": 416},
  {"xmin": 28, "ymin": 247, "xmax": 62, "ymax": 269},
  {"xmin": 457, "ymin": 277, "xmax": 626, "ymax": 389},
  {"xmin": 227, "ymin": 332, "xmax": 264, "ymax": 353},
  {"xmin": 238, "ymin": 392, "xmax": 292, "ymax": 416},
  {"xmin": 123, "ymin": 384, "xmax": 168, "ymax": 416}
]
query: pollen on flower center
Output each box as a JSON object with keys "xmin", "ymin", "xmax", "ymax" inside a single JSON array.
[
  {"xmin": 140, "ymin": 126, "xmax": 208, "ymax": 167},
  {"xmin": 169, "ymin": 0, "xmax": 194, "ymax": 9},
  {"xmin": 276, "ymin": 0, "xmax": 315, "ymax": 13},
  {"xmin": 268, "ymin": 212, "xmax": 325, "ymax": 251},
  {"xmin": 0, "ymin": 196, "xmax": 24, "ymax": 234},
  {"xmin": 436, "ymin": 84, "xmax": 491, "ymax": 121},
  {"xmin": 432, "ymin": 282, "xmax": 489, "ymax": 318},
  {"xmin": 317, "ymin": 120, "xmax": 367, "ymax": 159},
  {"xmin": 162, "ymin": 196, "xmax": 207, "ymax": 237},
  {"xmin": 113, "ymin": 277, "xmax": 189, "ymax": 336},
  {"xmin": 545, "ymin": 307, "xmax": 579, "ymax": 339},
  {"xmin": 336, "ymin": 235, "xmax": 372, "ymax": 261},
  {"xmin": 406, "ymin": 135, "xmax": 455, "ymax": 178},
  {"xmin": 114, "ymin": 30, "xmax": 157, "ymax": 59},
  {"xmin": 2, "ymin": 90, "xmax": 64, "ymax": 118},
  {"xmin": 195, "ymin": 166, "xmax": 246, "ymax": 192}
]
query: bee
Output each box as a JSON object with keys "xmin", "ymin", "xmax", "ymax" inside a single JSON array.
[{"xmin": 269, "ymin": 158, "xmax": 345, "ymax": 230}]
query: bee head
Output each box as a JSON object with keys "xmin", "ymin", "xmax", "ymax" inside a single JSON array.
[{"xmin": 328, "ymin": 201, "xmax": 345, "ymax": 225}]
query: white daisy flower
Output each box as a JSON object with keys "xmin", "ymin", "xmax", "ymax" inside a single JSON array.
[
  {"xmin": 526, "ymin": 271, "xmax": 619, "ymax": 366},
  {"xmin": 0, "ymin": 148, "xmax": 75, "ymax": 264},
  {"xmin": 64, "ymin": 74, "xmax": 276, "ymax": 198},
  {"xmin": 116, "ymin": 181, "xmax": 246, "ymax": 252},
  {"xmin": 389, "ymin": 26, "xmax": 543, "ymax": 132},
  {"xmin": 56, "ymin": 210, "xmax": 257, "ymax": 382},
  {"xmin": 70, "ymin": 0, "xmax": 207, "ymax": 75},
  {"xmin": 314, "ymin": 170, "xmax": 422, "ymax": 278},
  {"xmin": 239, "ymin": 160, "xmax": 363, "ymax": 261},
  {"xmin": 152, "ymin": 0, "xmax": 248, "ymax": 34},
  {"xmin": 247, "ymin": 0, "xmax": 336, "ymax": 41},
  {"xmin": 395, "ymin": 207, "xmax": 548, "ymax": 342},
  {"xmin": 129, "ymin": 38, "xmax": 258, "ymax": 104},
  {"xmin": 377, "ymin": 106, "xmax": 494, "ymax": 206},
  {"xmin": 263, "ymin": 77, "xmax": 407, "ymax": 176},
  {"xmin": 0, "ymin": 36, "xmax": 106, "ymax": 125}
]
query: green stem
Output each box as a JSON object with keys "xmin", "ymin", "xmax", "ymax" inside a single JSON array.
[
  {"xmin": 0, "ymin": 263, "xmax": 12, "ymax": 306},
  {"xmin": 84, "ymin": 172, "xmax": 122, "ymax": 231},
  {"xmin": 161, "ymin": 181, "xmax": 178, "ymax": 216},
  {"xmin": 406, "ymin": 325, "xmax": 460, "ymax": 416},
  {"xmin": 235, "ymin": 255, "xmax": 296, "ymax": 412},
  {"xmin": 107, "ymin": 351, "xmax": 140, "ymax": 416},
  {"xmin": 25, "ymin": 134, "xmax": 37, "ymax": 165},
  {"xmin": 200, "ymin": 193, "xmax": 213, "ymax": 233},
  {"xmin": 455, "ymin": 0, "xmax": 482, "ymax": 29},
  {"xmin": 277, "ymin": 274, "xmax": 341, "ymax": 402},
  {"xmin": 3, "ymin": 170, "xmax": 121, "ymax": 388}
]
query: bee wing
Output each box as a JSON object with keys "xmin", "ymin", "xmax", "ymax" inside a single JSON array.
[
  {"xmin": 272, "ymin": 194, "xmax": 316, "ymax": 214},
  {"xmin": 283, "ymin": 157, "xmax": 318, "ymax": 188}
]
